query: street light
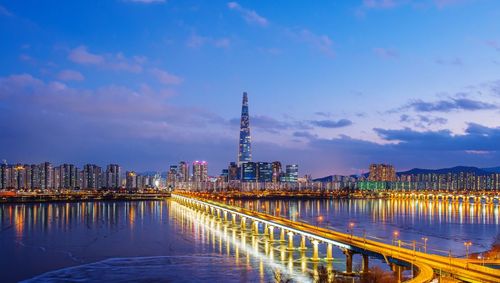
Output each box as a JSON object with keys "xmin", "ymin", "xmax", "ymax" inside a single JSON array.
[
  {"xmin": 464, "ymin": 241, "xmax": 472, "ymax": 259},
  {"xmin": 393, "ymin": 231, "xmax": 399, "ymax": 245},
  {"xmin": 421, "ymin": 237, "xmax": 428, "ymax": 253},
  {"xmin": 348, "ymin": 222, "xmax": 355, "ymax": 240}
]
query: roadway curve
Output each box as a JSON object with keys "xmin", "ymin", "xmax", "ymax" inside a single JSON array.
[{"xmin": 174, "ymin": 193, "xmax": 500, "ymax": 283}]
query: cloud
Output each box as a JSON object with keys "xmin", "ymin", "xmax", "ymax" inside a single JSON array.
[
  {"xmin": 310, "ymin": 119, "xmax": 353, "ymax": 128},
  {"xmin": 57, "ymin": 70, "xmax": 85, "ymax": 81},
  {"xmin": 435, "ymin": 57, "xmax": 463, "ymax": 66},
  {"xmin": 125, "ymin": 0, "xmax": 165, "ymax": 3},
  {"xmin": 68, "ymin": 46, "xmax": 143, "ymax": 73},
  {"xmin": 400, "ymin": 114, "xmax": 447, "ymax": 128},
  {"xmin": 149, "ymin": 68, "xmax": 183, "ymax": 85},
  {"xmin": 363, "ymin": 0, "xmax": 399, "ymax": 9},
  {"xmin": 374, "ymin": 123, "xmax": 500, "ymax": 152},
  {"xmin": 287, "ymin": 28, "xmax": 335, "ymax": 58},
  {"xmin": 186, "ymin": 34, "xmax": 231, "ymax": 49},
  {"xmin": 373, "ymin": 48, "xmax": 399, "ymax": 59},
  {"xmin": 68, "ymin": 46, "xmax": 104, "ymax": 65},
  {"xmin": 405, "ymin": 98, "xmax": 497, "ymax": 112},
  {"xmin": 227, "ymin": 2, "xmax": 268, "ymax": 27}
]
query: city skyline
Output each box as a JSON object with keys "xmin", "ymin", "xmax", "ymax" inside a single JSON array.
[{"xmin": 1, "ymin": 1, "xmax": 500, "ymax": 176}]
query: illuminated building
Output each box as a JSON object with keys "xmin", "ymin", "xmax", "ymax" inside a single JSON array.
[
  {"xmin": 257, "ymin": 162, "xmax": 273, "ymax": 182},
  {"xmin": 105, "ymin": 164, "xmax": 121, "ymax": 189},
  {"xmin": 192, "ymin": 161, "xmax": 208, "ymax": 182},
  {"xmin": 178, "ymin": 161, "xmax": 189, "ymax": 182},
  {"xmin": 241, "ymin": 162, "xmax": 257, "ymax": 182},
  {"xmin": 272, "ymin": 161, "xmax": 282, "ymax": 183},
  {"xmin": 238, "ymin": 92, "xmax": 252, "ymax": 166},
  {"xmin": 167, "ymin": 165, "xmax": 178, "ymax": 185},
  {"xmin": 126, "ymin": 171, "xmax": 137, "ymax": 189},
  {"xmin": 369, "ymin": 164, "xmax": 396, "ymax": 182},
  {"xmin": 83, "ymin": 164, "xmax": 102, "ymax": 189},
  {"xmin": 283, "ymin": 164, "xmax": 298, "ymax": 183},
  {"xmin": 227, "ymin": 162, "xmax": 239, "ymax": 181}
]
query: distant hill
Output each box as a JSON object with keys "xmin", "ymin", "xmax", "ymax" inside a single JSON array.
[
  {"xmin": 314, "ymin": 165, "xmax": 499, "ymax": 182},
  {"xmin": 481, "ymin": 167, "xmax": 500, "ymax": 173},
  {"xmin": 397, "ymin": 166, "xmax": 491, "ymax": 176}
]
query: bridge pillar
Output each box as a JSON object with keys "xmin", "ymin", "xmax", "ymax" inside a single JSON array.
[
  {"xmin": 287, "ymin": 232, "xmax": 294, "ymax": 251},
  {"xmin": 299, "ymin": 235, "xmax": 307, "ymax": 250},
  {"xmin": 223, "ymin": 211, "xmax": 228, "ymax": 222},
  {"xmin": 279, "ymin": 228, "xmax": 285, "ymax": 242},
  {"xmin": 268, "ymin": 226, "xmax": 275, "ymax": 241},
  {"xmin": 231, "ymin": 213, "xmax": 236, "ymax": 226},
  {"xmin": 362, "ymin": 254, "xmax": 369, "ymax": 273},
  {"xmin": 344, "ymin": 249, "xmax": 353, "ymax": 274},
  {"xmin": 311, "ymin": 240, "xmax": 319, "ymax": 262},
  {"xmin": 217, "ymin": 209, "xmax": 221, "ymax": 219},
  {"xmin": 241, "ymin": 217, "xmax": 246, "ymax": 230},
  {"xmin": 252, "ymin": 221, "xmax": 259, "ymax": 235},
  {"xmin": 325, "ymin": 243, "xmax": 333, "ymax": 261},
  {"xmin": 264, "ymin": 224, "xmax": 269, "ymax": 236}
]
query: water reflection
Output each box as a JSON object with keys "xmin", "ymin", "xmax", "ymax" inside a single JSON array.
[{"xmin": 228, "ymin": 198, "xmax": 500, "ymax": 256}]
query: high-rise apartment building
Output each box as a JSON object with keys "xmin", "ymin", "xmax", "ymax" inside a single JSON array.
[
  {"xmin": 238, "ymin": 92, "xmax": 252, "ymax": 166},
  {"xmin": 105, "ymin": 164, "xmax": 121, "ymax": 189},
  {"xmin": 178, "ymin": 161, "xmax": 189, "ymax": 182},
  {"xmin": 369, "ymin": 164, "xmax": 396, "ymax": 182},
  {"xmin": 83, "ymin": 164, "xmax": 102, "ymax": 189},
  {"xmin": 125, "ymin": 171, "xmax": 137, "ymax": 190},
  {"xmin": 192, "ymin": 161, "xmax": 208, "ymax": 182},
  {"xmin": 272, "ymin": 161, "xmax": 282, "ymax": 183}
]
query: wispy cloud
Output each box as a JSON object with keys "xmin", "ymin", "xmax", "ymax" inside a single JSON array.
[
  {"xmin": 57, "ymin": 70, "xmax": 85, "ymax": 81},
  {"xmin": 68, "ymin": 46, "xmax": 104, "ymax": 65},
  {"xmin": 124, "ymin": 0, "xmax": 165, "ymax": 4},
  {"xmin": 227, "ymin": 2, "xmax": 268, "ymax": 27},
  {"xmin": 310, "ymin": 119, "xmax": 353, "ymax": 128},
  {"xmin": 68, "ymin": 46, "xmax": 144, "ymax": 73},
  {"xmin": 373, "ymin": 47, "xmax": 399, "ymax": 59},
  {"xmin": 435, "ymin": 57, "xmax": 463, "ymax": 66},
  {"xmin": 149, "ymin": 68, "xmax": 183, "ymax": 85},
  {"xmin": 186, "ymin": 34, "xmax": 231, "ymax": 49},
  {"xmin": 406, "ymin": 98, "xmax": 497, "ymax": 112},
  {"xmin": 287, "ymin": 28, "xmax": 335, "ymax": 58}
]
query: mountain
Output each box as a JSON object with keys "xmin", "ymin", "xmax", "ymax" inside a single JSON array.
[
  {"xmin": 397, "ymin": 166, "xmax": 491, "ymax": 176},
  {"xmin": 314, "ymin": 165, "xmax": 499, "ymax": 181},
  {"xmin": 481, "ymin": 167, "xmax": 500, "ymax": 173}
]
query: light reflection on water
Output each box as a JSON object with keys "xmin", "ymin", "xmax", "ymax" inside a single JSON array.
[
  {"xmin": 229, "ymin": 198, "xmax": 499, "ymax": 256},
  {"xmin": 1, "ymin": 198, "xmax": 498, "ymax": 282}
]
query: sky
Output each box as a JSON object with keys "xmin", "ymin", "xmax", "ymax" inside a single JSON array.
[{"xmin": 0, "ymin": 0, "xmax": 500, "ymax": 177}]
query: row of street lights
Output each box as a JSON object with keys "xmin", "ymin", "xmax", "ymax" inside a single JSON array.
[{"xmin": 314, "ymin": 217, "xmax": 474, "ymax": 260}]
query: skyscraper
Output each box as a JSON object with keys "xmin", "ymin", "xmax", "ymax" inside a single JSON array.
[
  {"xmin": 192, "ymin": 161, "xmax": 208, "ymax": 182},
  {"xmin": 238, "ymin": 92, "xmax": 252, "ymax": 166}
]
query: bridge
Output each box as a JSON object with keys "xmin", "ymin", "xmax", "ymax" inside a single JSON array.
[
  {"xmin": 172, "ymin": 192, "xmax": 500, "ymax": 283},
  {"xmin": 386, "ymin": 190, "xmax": 500, "ymax": 204}
]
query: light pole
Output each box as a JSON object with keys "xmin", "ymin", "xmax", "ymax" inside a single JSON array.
[
  {"xmin": 393, "ymin": 231, "xmax": 399, "ymax": 245},
  {"xmin": 421, "ymin": 237, "xmax": 428, "ymax": 253},
  {"xmin": 348, "ymin": 222, "xmax": 355, "ymax": 240},
  {"xmin": 464, "ymin": 241, "xmax": 472, "ymax": 259}
]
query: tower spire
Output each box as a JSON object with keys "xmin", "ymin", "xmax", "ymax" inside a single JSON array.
[{"xmin": 238, "ymin": 92, "xmax": 252, "ymax": 166}]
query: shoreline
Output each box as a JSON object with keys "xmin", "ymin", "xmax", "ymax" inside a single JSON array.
[{"xmin": 0, "ymin": 193, "xmax": 171, "ymax": 204}]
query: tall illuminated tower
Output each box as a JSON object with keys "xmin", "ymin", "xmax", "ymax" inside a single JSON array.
[{"xmin": 238, "ymin": 92, "xmax": 252, "ymax": 166}]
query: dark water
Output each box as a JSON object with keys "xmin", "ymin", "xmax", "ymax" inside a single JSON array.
[
  {"xmin": 1, "ymin": 198, "xmax": 498, "ymax": 282},
  {"xmin": 229, "ymin": 198, "xmax": 500, "ymax": 256}
]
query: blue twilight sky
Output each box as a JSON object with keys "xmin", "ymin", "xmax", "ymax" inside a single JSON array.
[{"xmin": 1, "ymin": 0, "xmax": 500, "ymax": 177}]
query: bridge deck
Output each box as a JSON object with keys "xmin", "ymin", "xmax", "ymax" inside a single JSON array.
[{"xmin": 173, "ymin": 193, "xmax": 500, "ymax": 283}]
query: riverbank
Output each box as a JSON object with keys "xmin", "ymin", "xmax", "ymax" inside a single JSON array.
[{"xmin": 0, "ymin": 192, "xmax": 171, "ymax": 203}]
